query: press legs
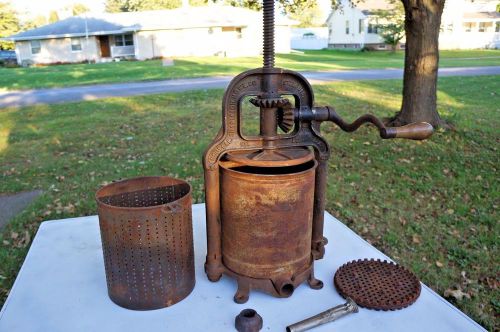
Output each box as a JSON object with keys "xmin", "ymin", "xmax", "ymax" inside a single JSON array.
[
  {"xmin": 204, "ymin": 168, "xmax": 224, "ymax": 282},
  {"xmin": 234, "ymin": 280, "xmax": 250, "ymax": 304},
  {"xmin": 308, "ymin": 268, "xmax": 324, "ymax": 290}
]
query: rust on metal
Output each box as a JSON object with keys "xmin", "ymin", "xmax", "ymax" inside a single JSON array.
[
  {"xmin": 235, "ymin": 309, "xmax": 263, "ymax": 332},
  {"xmin": 225, "ymin": 147, "xmax": 314, "ymax": 167},
  {"xmin": 202, "ymin": 0, "xmax": 433, "ymax": 303},
  {"xmin": 334, "ymin": 259, "xmax": 421, "ymax": 311},
  {"xmin": 220, "ymin": 158, "xmax": 319, "ymax": 302},
  {"xmin": 96, "ymin": 176, "xmax": 195, "ymax": 310}
]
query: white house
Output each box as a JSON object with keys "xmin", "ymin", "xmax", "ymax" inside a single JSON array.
[
  {"xmin": 326, "ymin": 0, "xmax": 393, "ymax": 50},
  {"xmin": 326, "ymin": 0, "xmax": 500, "ymax": 50},
  {"xmin": 6, "ymin": 6, "xmax": 295, "ymax": 65},
  {"xmin": 440, "ymin": 0, "xmax": 500, "ymax": 49}
]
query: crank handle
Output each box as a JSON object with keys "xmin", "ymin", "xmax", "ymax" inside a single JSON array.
[
  {"xmin": 297, "ymin": 106, "xmax": 434, "ymax": 140},
  {"xmin": 380, "ymin": 122, "xmax": 434, "ymax": 140}
]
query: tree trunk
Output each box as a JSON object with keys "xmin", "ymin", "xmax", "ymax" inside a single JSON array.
[{"xmin": 389, "ymin": 0, "xmax": 446, "ymax": 127}]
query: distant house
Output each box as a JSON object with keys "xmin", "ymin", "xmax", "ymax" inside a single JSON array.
[
  {"xmin": 326, "ymin": 0, "xmax": 500, "ymax": 50},
  {"xmin": 440, "ymin": 0, "xmax": 500, "ymax": 49},
  {"xmin": 326, "ymin": 0, "xmax": 394, "ymax": 50},
  {"xmin": 5, "ymin": 6, "xmax": 295, "ymax": 65}
]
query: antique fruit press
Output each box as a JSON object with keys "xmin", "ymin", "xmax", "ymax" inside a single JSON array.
[{"xmin": 203, "ymin": 0, "xmax": 433, "ymax": 304}]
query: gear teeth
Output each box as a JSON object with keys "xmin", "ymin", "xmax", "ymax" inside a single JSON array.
[
  {"xmin": 249, "ymin": 97, "xmax": 289, "ymax": 108},
  {"xmin": 278, "ymin": 107, "xmax": 295, "ymax": 133}
]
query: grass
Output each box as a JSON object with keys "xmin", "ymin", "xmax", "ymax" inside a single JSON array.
[
  {"xmin": 0, "ymin": 75, "xmax": 498, "ymax": 329},
  {"xmin": 0, "ymin": 49, "xmax": 499, "ymax": 90}
]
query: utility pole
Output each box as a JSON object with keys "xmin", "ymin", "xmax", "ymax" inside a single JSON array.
[{"xmin": 84, "ymin": 13, "xmax": 90, "ymax": 64}]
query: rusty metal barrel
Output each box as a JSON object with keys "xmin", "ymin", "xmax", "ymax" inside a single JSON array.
[
  {"xmin": 220, "ymin": 157, "xmax": 317, "ymax": 292},
  {"xmin": 96, "ymin": 176, "xmax": 195, "ymax": 310}
]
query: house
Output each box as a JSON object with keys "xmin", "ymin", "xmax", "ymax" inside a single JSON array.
[
  {"xmin": 439, "ymin": 0, "xmax": 500, "ymax": 49},
  {"xmin": 325, "ymin": 0, "xmax": 394, "ymax": 50},
  {"xmin": 326, "ymin": 0, "xmax": 500, "ymax": 50},
  {"xmin": 5, "ymin": 6, "xmax": 295, "ymax": 65}
]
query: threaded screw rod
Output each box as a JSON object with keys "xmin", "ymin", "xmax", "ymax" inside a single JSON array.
[{"xmin": 263, "ymin": 0, "xmax": 275, "ymax": 68}]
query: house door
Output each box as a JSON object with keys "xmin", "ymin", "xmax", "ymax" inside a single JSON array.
[{"xmin": 99, "ymin": 36, "xmax": 111, "ymax": 57}]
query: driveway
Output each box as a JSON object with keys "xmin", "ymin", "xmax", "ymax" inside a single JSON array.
[{"xmin": 1, "ymin": 66, "xmax": 499, "ymax": 108}]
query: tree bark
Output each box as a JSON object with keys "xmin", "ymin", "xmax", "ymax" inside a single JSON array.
[{"xmin": 389, "ymin": 0, "xmax": 446, "ymax": 127}]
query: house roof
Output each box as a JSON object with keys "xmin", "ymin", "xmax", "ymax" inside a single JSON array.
[
  {"xmin": 7, "ymin": 6, "xmax": 295, "ymax": 41},
  {"xmin": 463, "ymin": 11, "xmax": 500, "ymax": 20},
  {"xmin": 7, "ymin": 17, "xmax": 134, "ymax": 41}
]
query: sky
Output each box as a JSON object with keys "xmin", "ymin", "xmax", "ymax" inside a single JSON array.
[{"xmin": 10, "ymin": 0, "xmax": 333, "ymax": 22}]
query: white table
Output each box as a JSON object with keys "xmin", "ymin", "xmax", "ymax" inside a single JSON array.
[{"xmin": 0, "ymin": 204, "xmax": 485, "ymax": 332}]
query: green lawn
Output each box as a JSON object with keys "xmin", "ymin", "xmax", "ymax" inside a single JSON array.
[
  {"xmin": 0, "ymin": 75, "xmax": 498, "ymax": 329},
  {"xmin": 0, "ymin": 49, "xmax": 499, "ymax": 91}
]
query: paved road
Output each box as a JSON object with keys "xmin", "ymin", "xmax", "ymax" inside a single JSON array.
[
  {"xmin": 1, "ymin": 66, "xmax": 499, "ymax": 108},
  {"xmin": 0, "ymin": 190, "xmax": 42, "ymax": 230}
]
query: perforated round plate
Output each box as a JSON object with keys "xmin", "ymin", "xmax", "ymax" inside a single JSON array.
[{"xmin": 334, "ymin": 259, "xmax": 421, "ymax": 311}]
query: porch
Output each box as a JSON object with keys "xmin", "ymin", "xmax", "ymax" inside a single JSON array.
[{"xmin": 97, "ymin": 33, "xmax": 136, "ymax": 59}]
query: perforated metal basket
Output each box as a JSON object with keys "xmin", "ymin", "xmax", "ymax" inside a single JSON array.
[{"xmin": 96, "ymin": 176, "xmax": 195, "ymax": 310}]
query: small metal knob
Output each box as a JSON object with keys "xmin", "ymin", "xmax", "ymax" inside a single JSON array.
[{"xmin": 235, "ymin": 309, "xmax": 263, "ymax": 332}]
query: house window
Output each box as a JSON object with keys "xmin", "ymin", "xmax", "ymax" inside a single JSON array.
[
  {"xmin": 222, "ymin": 27, "xmax": 242, "ymax": 38},
  {"xmin": 115, "ymin": 34, "xmax": 134, "ymax": 47},
  {"xmin": 303, "ymin": 32, "xmax": 316, "ymax": 39},
  {"xmin": 478, "ymin": 22, "xmax": 492, "ymax": 32},
  {"xmin": 368, "ymin": 23, "xmax": 378, "ymax": 34},
  {"xmin": 377, "ymin": 44, "xmax": 387, "ymax": 50},
  {"xmin": 345, "ymin": 20, "xmax": 350, "ymax": 34},
  {"xmin": 463, "ymin": 22, "xmax": 475, "ymax": 32},
  {"xmin": 496, "ymin": 22, "xmax": 500, "ymax": 32},
  {"xmin": 359, "ymin": 19, "xmax": 364, "ymax": 34},
  {"xmin": 30, "ymin": 40, "xmax": 41, "ymax": 54},
  {"xmin": 71, "ymin": 38, "xmax": 82, "ymax": 51}
]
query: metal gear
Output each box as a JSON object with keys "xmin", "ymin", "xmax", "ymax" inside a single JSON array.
[
  {"xmin": 277, "ymin": 106, "xmax": 295, "ymax": 133},
  {"xmin": 249, "ymin": 97, "xmax": 289, "ymax": 108}
]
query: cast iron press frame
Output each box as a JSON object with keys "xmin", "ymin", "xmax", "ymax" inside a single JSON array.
[{"xmin": 203, "ymin": 0, "xmax": 433, "ymax": 303}]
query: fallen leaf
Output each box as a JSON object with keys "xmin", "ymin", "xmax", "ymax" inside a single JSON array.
[
  {"xmin": 436, "ymin": 261, "xmax": 444, "ymax": 268},
  {"xmin": 412, "ymin": 235, "xmax": 421, "ymax": 244},
  {"xmin": 16, "ymin": 231, "xmax": 31, "ymax": 248},
  {"xmin": 444, "ymin": 288, "xmax": 470, "ymax": 301}
]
